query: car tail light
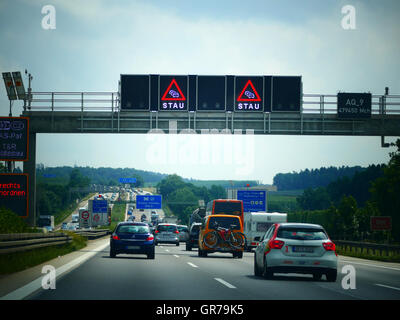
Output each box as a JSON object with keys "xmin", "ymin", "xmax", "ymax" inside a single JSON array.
[
  {"xmin": 323, "ymin": 241, "xmax": 337, "ymax": 255},
  {"xmin": 174, "ymin": 230, "xmax": 179, "ymax": 234},
  {"xmin": 112, "ymin": 235, "xmax": 120, "ymax": 240},
  {"xmin": 155, "ymin": 230, "xmax": 159, "ymax": 234},
  {"xmin": 269, "ymin": 240, "xmax": 285, "ymax": 249},
  {"xmin": 147, "ymin": 235, "xmax": 154, "ymax": 241}
]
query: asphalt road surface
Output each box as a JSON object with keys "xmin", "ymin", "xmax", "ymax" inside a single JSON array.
[{"xmin": 27, "ymin": 242, "xmax": 400, "ymax": 300}]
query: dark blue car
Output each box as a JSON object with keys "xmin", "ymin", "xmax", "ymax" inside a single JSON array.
[{"xmin": 110, "ymin": 222, "xmax": 155, "ymax": 259}]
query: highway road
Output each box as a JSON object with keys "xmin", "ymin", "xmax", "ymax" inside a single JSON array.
[{"xmin": 25, "ymin": 241, "xmax": 400, "ymax": 300}]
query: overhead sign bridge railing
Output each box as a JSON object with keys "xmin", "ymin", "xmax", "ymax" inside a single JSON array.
[
  {"xmin": 23, "ymin": 91, "xmax": 400, "ymax": 115},
  {"xmin": 21, "ymin": 91, "xmax": 400, "ymax": 137}
]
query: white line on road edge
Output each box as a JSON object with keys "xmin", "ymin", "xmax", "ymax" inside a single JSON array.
[
  {"xmin": 214, "ymin": 278, "xmax": 236, "ymax": 289},
  {"xmin": 173, "ymin": 255, "xmax": 179, "ymax": 258},
  {"xmin": 1, "ymin": 240, "xmax": 110, "ymax": 300},
  {"xmin": 375, "ymin": 284, "xmax": 400, "ymax": 292},
  {"xmin": 340, "ymin": 260, "xmax": 400, "ymax": 272},
  {"xmin": 187, "ymin": 262, "xmax": 198, "ymax": 268}
]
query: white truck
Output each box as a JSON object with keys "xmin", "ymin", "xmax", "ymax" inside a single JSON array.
[
  {"xmin": 243, "ymin": 212, "xmax": 287, "ymax": 251},
  {"xmin": 38, "ymin": 215, "xmax": 55, "ymax": 232},
  {"xmin": 72, "ymin": 213, "xmax": 80, "ymax": 223}
]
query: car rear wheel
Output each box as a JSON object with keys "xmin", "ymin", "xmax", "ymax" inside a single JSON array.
[
  {"xmin": 262, "ymin": 259, "xmax": 273, "ymax": 279},
  {"xmin": 254, "ymin": 254, "xmax": 262, "ymax": 277},
  {"xmin": 147, "ymin": 250, "xmax": 155, "ymax": 259},
  {"xmin": 313, "ymin": 273, "xmax": 322, "ymax": 281},
  {"xmin": 176, "ymin": 242, "xmax": 180, "ymax": 246},
  {"xmin": 198, "ymin": 249, "xmax": 207, "ymax": 257},
  {"xmin": 110, "ymin": 249, "xmax": 116, "ymax": 258},
  {"xmin": 326, "ymin": 269, "xmax": 337, "ymax": 282},
  {"xmin": 186, "ymin": 242, "xmax": 192, "ymax": 251}
]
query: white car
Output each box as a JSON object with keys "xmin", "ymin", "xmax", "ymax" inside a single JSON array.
[{"xmin": 254, "ymin": 223, "xmax": 337, "ymax": 281}]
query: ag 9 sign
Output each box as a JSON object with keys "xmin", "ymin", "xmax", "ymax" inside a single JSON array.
[{"xmin": 337, "ymin": 92, "xmax": 372, "ymax": 119}]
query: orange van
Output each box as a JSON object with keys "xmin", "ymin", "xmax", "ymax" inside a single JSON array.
[
  {"xmin": 206, "ymin": 199, "xmax": 244, "ymax": 226},
  {"xmin": 198, "ymin": 214, "xmax": 245, "ymax": 258}
]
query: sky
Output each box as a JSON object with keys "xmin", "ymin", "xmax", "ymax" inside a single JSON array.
[{"xmin": 0, "ymin": 0, "xmax": 399, "ymax": 184}]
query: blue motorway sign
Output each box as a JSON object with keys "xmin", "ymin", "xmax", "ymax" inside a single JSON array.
[
  {"xmin": 237, "ymin": 190, "xmax": 266, "ymax": 212},
  {"xmin": 92, "ymin": 199, "xmax": 108, "ymax": 213},
  {"xmin": 119, "ymin": 178, "xmax": 137, "ymax": 183},
  {"xmin": 136, "ymin": 195, "xmax": 162, "ymax": 210}
]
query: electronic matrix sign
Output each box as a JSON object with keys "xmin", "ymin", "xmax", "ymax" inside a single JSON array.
[
  {"xmin": 0, "ymin": 117, "xmax": 29, "ymax": 161},
  {"xmin": 235, "ymin": 76, "xmax": 264, "ymax": 112},
  {"xmin": 0, "ymin": 174, "xmax": 28, "ymax": 218},
  {"xmin": 159, "ymin": 76, "xmax": 188, "ymax": 111},
  {"xmin": 337, "ymin": 92, "xmax": 372, "ymax": 119}
]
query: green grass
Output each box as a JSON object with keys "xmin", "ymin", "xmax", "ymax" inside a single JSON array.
[
  {"xmin": 336, "ymin": 245, "xmax": 400, "ymax": 263},
  {"xmin": 268, "ymin": 194, "xmax": 300, "ymax": 212},
  {"xmin": 108, "ymin": 202, "xmax": 126, "ymax": 231},
  {"xmin": 54, "ymin": 193, "xmax": 96, "ymax": 225},
  {"xmin": 0, "ymin": 231, "xmax": 87, "ymax": 275}
]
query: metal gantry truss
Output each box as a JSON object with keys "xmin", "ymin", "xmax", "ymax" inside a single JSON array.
[{"xmin": 21, "ymin": 91, "xmax": 400, "ymax": 136}]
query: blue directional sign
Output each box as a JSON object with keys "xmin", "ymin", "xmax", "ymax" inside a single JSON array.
[
  {"xmin": 237, "ymin": 190, "xmax": 266, "ymax": 212},
  {"xmin": 119, "ymin": 178, "xmax": 137, "ymax": 184},
  {"xmin": 136, "ymin": 195, "xmax": 162, "ymax": 209},
  {"xmin": 92, "ymin": 199, "xmax": 108, "ymax": 213}
]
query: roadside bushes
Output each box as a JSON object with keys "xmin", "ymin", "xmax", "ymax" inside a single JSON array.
[{"xmin": 0, "ymin": 207, "xmax": 30, "ymax": 234}]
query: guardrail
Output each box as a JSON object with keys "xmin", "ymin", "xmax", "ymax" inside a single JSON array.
[
  {"xmin": 0, "ymin": 233, "xmax": 72, "ymax": 254},
  {"xmin": 334, "ymin": 240, "xmax": 400, "ymax": 257},
  {"xmin": 23, "ymin": 91, "xmax": 400, "ymax": 115},
  {"xmin": 73, "ymin": 229, "xmax": 110, "ymax": 240}
]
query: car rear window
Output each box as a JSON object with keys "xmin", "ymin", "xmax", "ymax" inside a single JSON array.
[
  {"xmin": 177, "ymin": 226, "xmax": 188, "ymax": 232},
  {"xmin": 157, "ymin": 225, "xmax": 177, "ymax": 232},
  {"xmin": 277, "ymin": 227, "xmax": 328, "ymax": 240},
  {"xmin": 208, "ymin": 217, "xmax": 240, "ymax": 230},
  {"xmin": 191, "ymin": 225, "xmax": 201, "ymax": 233},
  {"xmin": 213, "ymin": 201, "xmax": 242, "ymax": 215},
  {"xmin": 257, "ymin": 222, "xmax": 273, "ymax": 232},
  {"xmin": 117, "ymin": 225, "xmax": 149, "ymax": 234}
]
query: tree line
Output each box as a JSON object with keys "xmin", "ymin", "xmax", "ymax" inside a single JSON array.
[
  {"xmin": 292, "ymin": 140, "xmax": 400, "ymax": 243},
  {"xmin": 157, "ymin": 174, "xmax": 226, "ymax": 225},
  {"xmin": 273, "ymin": 166, "xmax": 366, "ymax": 191},
  {"xmin": 36, "ymin": 168, "xmax": 91, "ymax": 222},
  {"xmin": 36, "ymin": 165, "xmax": 165, "ymax": 186}
]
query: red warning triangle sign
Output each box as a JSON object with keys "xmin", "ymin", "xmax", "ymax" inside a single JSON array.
[
  {"xmin": 237, "ymin": 80, "xmax": 261, "ymax": 102},
  {"xmin": 161, "ymin": 79, "xmax": 186, "ymax": 101}
]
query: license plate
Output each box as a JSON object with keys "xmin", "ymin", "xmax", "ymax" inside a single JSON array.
[
  {"xmin": 127, "ymin": 246, "xmax": 140, "ymax": 250},
  {"xmin": 292, "ymin": 246, "xmax": 314, "ymax": 253}
]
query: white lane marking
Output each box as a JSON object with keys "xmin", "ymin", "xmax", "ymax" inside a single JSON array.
[
  {"xmin": 375, "ymin": 284, "xmax": 400, "ymax": 292},
  {"xmin": 173, "ymin": 255, "xmax": 179, "ymax": 258},
  {"xmin": 165, "ymin": 249, "xmax": 169, "ymax": 252},
  {"xmin": 187, "ymin": 262, "xmax": 198, "ymax": 268},
  {"xmin": 1, "ymin": 240, "xmax": 109, "ymax": 300},
  {"xmin": 340, "ymin": 260, "xmax": 400, "ymax": 272},
  {"xmin": 214, "ymin": 278, "xmax": 236, "ymax": 289}
]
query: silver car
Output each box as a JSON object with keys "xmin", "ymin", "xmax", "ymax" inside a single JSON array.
[
  {"xmin": 155, "ymin": 223, "xmax": 179, "ymax": 246},
  {"xmin": 254, "ymin": 223, "xmax": 337, "ymax": 281},
  {"xmin": 177, "ymin": 225, "xmax": 189, "ymax": 242}
]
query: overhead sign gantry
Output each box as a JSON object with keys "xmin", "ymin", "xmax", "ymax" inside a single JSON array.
[{"xmin": 119, "ymin": 74, "xmax": 303, "ymax": 113}]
